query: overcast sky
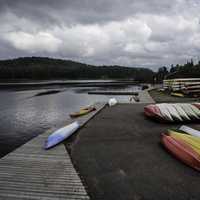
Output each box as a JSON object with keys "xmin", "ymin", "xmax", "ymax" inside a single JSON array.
[{"xmin": 0, "ymin": 0, "xmax": 200, "ymax": 70}]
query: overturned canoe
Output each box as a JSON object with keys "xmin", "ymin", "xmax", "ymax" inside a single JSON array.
[
  {"xmin": 193, "ymin": 103, "xmax": 200, "ymax": 110},
  {"xmin": 189, "ymin": 104, "xmax": 200, "ymax": 117},
  {"xmin": 179, "ymin": 125, "xmax": 200, "ymax": 138},
  {"xmin": 156, "ymin": 104, "xmax": 174, "ymax": 121},
  {"xmin": 168, "ymin": 130, "xmax": 200, "ymax": 155},
  {"xmin": 161, "ymin": 133, "xmax": 200, "ymax": 171},
  {"xmin": 180, "ymin": 104, "xmax": 199, "ymax": 119},
  {"xmin": 144, "ymin": 104, "xmax": 162, "ymax": 120},
  {"xmin": 144, "ymin": 103, "xmax": 200, "ymax": 122},
  {"xmin": 70, "ymin": 106, "xmax": 96, "ymax": 118},
  {"xmin": 45, "ymin": 121, "xmax": 79, "ymax": 149},
  {"xmin": 172, "ymin": 104, "xmax": 190, "ymax": 121},
  {"xmin": 165, "ymin": 104, "xmax": 182, "ymax": 121}
]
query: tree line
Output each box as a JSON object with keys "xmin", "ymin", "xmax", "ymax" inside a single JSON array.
[
  {"xmin": 0, "ymin": 57, "xmax": 154, "ymax": 82},
  {"xmin": 155, "ymin": 59, "xmax": 200, "ymax": 82}
]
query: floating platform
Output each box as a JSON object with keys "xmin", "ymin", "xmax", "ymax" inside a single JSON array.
[{"xmin": 88, "ymin": 90, "xmax": 139, "ymax": 95}]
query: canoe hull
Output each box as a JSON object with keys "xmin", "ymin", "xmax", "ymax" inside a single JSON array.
[
  {"xmin": 179, "ymin": 125, "xmax": 200, "ymax": 138},
  {"xmin": 144, "ymin": 103, "xmax": 200, "ymax": 122},
  {"xmin": 45, "ymin": 121, "xmax": 79, "ymax": 149},
  {"xmin": 161, "ymin": 134, "xmax": 200, "ymax": 171},
  {"xmin": 70, "ymin": 107, "xmax": 96, "ymax": 118},
  {"xmin": 144, "ymin": 104, "xmax": 162, "ymax": 120}
]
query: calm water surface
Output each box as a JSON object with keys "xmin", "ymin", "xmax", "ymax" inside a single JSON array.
[{"xmin": 0, "ymin": 85, "xmax": 139, "ymax": 157}]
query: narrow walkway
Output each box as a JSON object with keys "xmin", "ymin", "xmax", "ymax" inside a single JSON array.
[
  {"xmin": 138, "ymin": 89, "xmax": 155, "ymax": 103},
  {"xmin": 0, "ymin": 103, "xmax": 105, "ymax": 200}
]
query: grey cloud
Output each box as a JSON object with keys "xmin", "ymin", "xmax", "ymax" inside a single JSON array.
[
  {"xmin": 0, "ymin": 0, "xmax": 200, "ymax": 70},
  {"xmin": 0, "ymin": 0, "xmax": 178, "ymax": 25}
]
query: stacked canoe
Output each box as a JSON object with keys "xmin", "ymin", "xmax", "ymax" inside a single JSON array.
[
  {"xmin": 163, "ymin": 78, "xmax": 200, "ymax": 96},
  {"xmin": 161, "ymin": 126, "xmax": 200, "ymax": 171},
  {"xmin": 144, "ymin": 103, "xmax": 200, "ymax": 122},
  {"xmin": 183, "ymin": 81, "xmax": 200, "ymax": 95},
  {"xmin": 163, "ymin": 78, "xmax": 200, "ymax": 92}
]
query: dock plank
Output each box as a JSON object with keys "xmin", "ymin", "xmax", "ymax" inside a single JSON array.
[{"xmin": 0, "ymin": 103, "xmax": 105, "ymax": 200}]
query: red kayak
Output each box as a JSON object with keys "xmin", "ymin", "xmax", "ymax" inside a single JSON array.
[
  {"xmin": 193, "ymin": 103, "xmax": 200, "ymax": 110},
  {"xmin": 161, "ymin": 133, "xmax": 200, "ymax": 171},
  {"xmin": 144, "ymin": 104, "xmax": 162, "ymax": 120}
]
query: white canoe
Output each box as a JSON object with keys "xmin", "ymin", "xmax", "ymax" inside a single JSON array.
[
  {"xmin": 172, "ymin": 104, "xmax": 190, "ymax": 121},
  {"xmin": 179, "ymin": 125, "xmax": 200, "ymax": 138},
  {"xmin": 180, "ymin": 104, "xmax": 199, "ymax": 119},
  {"xmin": 189, "ymin": 104, "xmax": 200, "ymax": 117},
  {"xmin": 45, "ymin": 121, "xmax": 79, "ymax": 149},
  {"xmin": 165, "ymin": 104, "xmax": 182, "ymax": 121},
  {"xmin": 157, "ymin": 104, "xmax": 173, "ymax": 121}
]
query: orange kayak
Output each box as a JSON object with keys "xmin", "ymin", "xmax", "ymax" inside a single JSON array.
[
  {"xmin": 70, "ymin": 106, "xmax": 96, "ymax": 118},
  {"xmin": 161, "ymin": 133, "xmax": 200, "ymax": 171}
]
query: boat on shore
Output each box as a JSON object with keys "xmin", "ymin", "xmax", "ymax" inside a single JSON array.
[
  {"xmin": 70, "ymin": 106, "xmax": 96, "ymax": 118},
  {"xmin": 45, "ymin": 121, "xmax": 79, "ymax": 149},
  {"xmin": 161, "ymin": 133, "xmax": 200, "ymax": 171},
  {"xmin": 144, "ymin": 103, "xmax": 200, "ymax": 122},
  {"xmin": 171, "ymin": 92, "xmax": 184, "ymax": 97}
]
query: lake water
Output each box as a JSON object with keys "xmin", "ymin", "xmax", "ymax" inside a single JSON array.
[{"xmin": 0, "ymin": 85, "xmax": 140, "ymax": 158}]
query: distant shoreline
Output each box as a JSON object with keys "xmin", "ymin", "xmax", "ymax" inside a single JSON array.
[{"xmin": 0, "ymin": 79, "xmax": 139, "ymax": 90}]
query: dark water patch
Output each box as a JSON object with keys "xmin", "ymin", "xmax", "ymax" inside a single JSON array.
[
  {"xmin": 0, "ymin": 85, "xmax": 138, "ymax": 158},
  {"xmin": 34, "ymin": 90, "xmax": 63, "ymax": 97}
]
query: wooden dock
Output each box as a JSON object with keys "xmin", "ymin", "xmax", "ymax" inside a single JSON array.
[
  {"xmin": 138, "ymin": 89, "xmax": 155, "ymax": 103},
  {"xmin": 0, "ymin": 103, "xmax": 105, "ymax": 200}
]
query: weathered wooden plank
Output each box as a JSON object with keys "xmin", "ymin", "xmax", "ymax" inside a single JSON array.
[{"xmin": 0, "ymin": 102, "xmax": 105, "ymax": 199}]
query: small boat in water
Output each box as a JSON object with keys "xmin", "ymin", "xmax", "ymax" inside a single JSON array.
[
  {"xmin": 45, "ymin": 121, "xmax": 79, "ymax": 149},
  {"xmin": 70, "ymin": 106, "xmax": 96, "ymax": 118}
]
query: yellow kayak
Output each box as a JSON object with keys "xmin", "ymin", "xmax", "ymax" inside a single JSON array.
[
  {"xmin": 171, "ymin": 92, "xmax": 184, "ymax": 97},
  {"xmin": 168, "ymin": 130, "xmax": 200, "ymax": 154},
  {"xmin": 70, "ymin": 106, "xmax": 96, "ymax": 118}
]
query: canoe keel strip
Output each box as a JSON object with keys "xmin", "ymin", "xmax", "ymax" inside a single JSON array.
[{"xmin": 144, "ymin": 103, "xmax": 200, "ymax": 122}]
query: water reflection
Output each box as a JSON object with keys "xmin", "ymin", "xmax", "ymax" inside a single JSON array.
[{"xmin": 0, "ymin": 85, "xmax": 139, "ymax": 158}]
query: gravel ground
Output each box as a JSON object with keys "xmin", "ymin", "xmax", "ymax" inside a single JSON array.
[{"xmin": 149, "ymin": 89, "xmax": 199, "ymax": 103}]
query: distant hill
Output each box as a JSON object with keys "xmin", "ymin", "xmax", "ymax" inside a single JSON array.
[{"xmin": 0, "ymin": 57, "xmax": 155, "ymax": 82}]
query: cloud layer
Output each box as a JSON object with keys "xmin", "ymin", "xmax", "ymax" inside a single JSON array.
[{"xmin": 0, "ymin": 0, "xmax": 200, "ymax": 70}]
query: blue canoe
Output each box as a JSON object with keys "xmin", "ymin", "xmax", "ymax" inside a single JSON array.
[{"xmin": 45, "ymin": 121, "xmax": 79, "ymax": 149}]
